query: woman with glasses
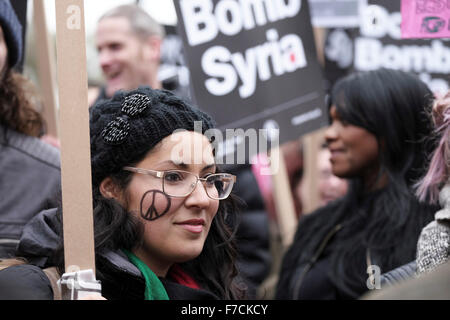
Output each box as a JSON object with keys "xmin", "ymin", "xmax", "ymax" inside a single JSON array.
[{"xmin": 0, "ymin": 87, "xmax": 246, "ymax": 300}]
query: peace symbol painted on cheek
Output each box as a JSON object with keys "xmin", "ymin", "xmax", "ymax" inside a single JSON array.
[{"xmin": 140, "ymin": 190, "xmax": 172, "ymax": 221}]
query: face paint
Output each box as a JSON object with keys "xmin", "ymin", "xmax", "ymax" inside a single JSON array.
[{"xmin": 139, "ymin": 189, "xmax": 171, "ymax": 221}]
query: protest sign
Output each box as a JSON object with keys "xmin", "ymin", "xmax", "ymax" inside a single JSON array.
[
  {"xmin": 159, "ymin": 25, "xmax": 192, "ymax": 101},
  {"xmin": 174, "ymin": 0, "xmax": 328, "ymax": 162},
  {"xmin": 308, "ymin": 0, "xmax": 367, "ymax": 28},
  {"xmin": 401, "ymin": 0, "xmax": 450, "ymax": 39},
  {"xmin": 323, "ymin": 28, "xmax": 357, "ymax": 89},
  {"xmin": 34, "ymin": 0, "xmax": 58, "ymax": 137},
  {"xmin": 324, "ymin": 0, "xmax": 450, "ymax": 96}
]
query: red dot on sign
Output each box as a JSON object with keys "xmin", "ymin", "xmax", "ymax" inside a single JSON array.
[{"xmin": 290, "ymin": 53, "xmax": 296, "ymax": 62}]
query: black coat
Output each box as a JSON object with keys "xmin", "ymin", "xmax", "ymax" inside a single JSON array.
[
  {"xmin": 0, "ymin": 257, "xmax": 218, "ymax": 300},
  {"xmin": 276, "ymin": 188, "xmax": 436, "ymax": 300}
]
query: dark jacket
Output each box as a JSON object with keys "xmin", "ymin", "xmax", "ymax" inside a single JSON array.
[
  {"xmin": 0, "ymin": 126, "xmax": 61, "ymax": 258},
  {"xmin": 276, "ymin": 188, "xmax": 435, "ymax": 300},
  {"xmin": 0, "ymin": 209, "xmax": 218, "ymax": 300},
  {"xmin": 0, "ymin": 254, "xmax": 219, "ymax": 300}
]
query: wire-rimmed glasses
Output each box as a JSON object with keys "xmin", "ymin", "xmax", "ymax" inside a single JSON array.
[{"xmin": 123, "ymin": 166, "xmax": 236, "ymax": 200}]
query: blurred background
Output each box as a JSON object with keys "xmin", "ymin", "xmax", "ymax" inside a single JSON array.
[{"xmin": 24, "ymin": 0, "xmax": 177, "ymax": 87}]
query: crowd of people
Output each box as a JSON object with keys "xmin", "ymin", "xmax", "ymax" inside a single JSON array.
[{"xmin": 0, "ymin": 1, "xmax": 449, "ymax": 300}]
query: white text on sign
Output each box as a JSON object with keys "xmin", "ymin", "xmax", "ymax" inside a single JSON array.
[{"xmin": 179, "ymin": 0, "xmax": 307, "ymax": 99}]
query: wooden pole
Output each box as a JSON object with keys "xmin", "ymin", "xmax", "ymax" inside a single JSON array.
[
  {"xmin": 270, "ymin": 147, "xmax": 298, "ymax": 248},
  {"xmin": 313, "ymin": 27, "xmax": 326, "ymax": 66},
  {"xmin": 301, "ymin": 129, "xmax": 326, "ymax": 214},
  {"xmin": 34, "ymin": 0, "xmax": 58, "ymax": 137},
  {"xmin": 54, "ymin": 0, "xmax": 95, "ymax": 273},
  {"xmin": 270, "ymin": 128, "xmax": 326, "ymax": 248}
]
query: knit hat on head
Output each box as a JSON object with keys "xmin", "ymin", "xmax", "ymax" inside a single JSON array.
[
  {"xmin": 90, "ymin": 86, "xmax": 216, "ymax": 188},
  {"xmin": 0, "ymin": 0, "xmax": 22, "ymax": 69}
]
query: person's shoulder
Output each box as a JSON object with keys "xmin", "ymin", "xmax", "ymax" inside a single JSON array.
[
  {"xmin": 3, "ymin": 128, "xmax": 60, "ymax": 170},
  {"xmin": 0, "ymin": 264, "xmax": 53, "ymax": 300},
  {"xmin": 420, "ymin": 219, "xmax": 449, "ymax": 238},
  {"xmin": 301, "ymin": 197, "xmax": 345, "ymax": 223}
]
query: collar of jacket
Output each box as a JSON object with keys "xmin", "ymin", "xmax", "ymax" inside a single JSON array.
[{"xmin": 98, "ymin": 249, "xmax": 141, "ymax": 277}]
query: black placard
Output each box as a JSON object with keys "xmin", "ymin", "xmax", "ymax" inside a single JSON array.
[
  {"xmin": 324, "ymin": 0, "xmax": 450, "ymax": 95},
  {"xmin": 174, "ymin": 0, "xmax": 328, "ymax": 154}
]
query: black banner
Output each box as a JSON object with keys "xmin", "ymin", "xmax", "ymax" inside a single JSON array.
[
  {"xmin": 174, "ymin": 0, "xmax": 328, "ymax": 152},
  {"xmin": 324, "ymin": 0, "xmax": 450, "ymax": 95}
]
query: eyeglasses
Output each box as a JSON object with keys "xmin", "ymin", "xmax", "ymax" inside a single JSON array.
[{"xmin": 123, "ymin": 166, "xmax": 236, "ymax": 200}]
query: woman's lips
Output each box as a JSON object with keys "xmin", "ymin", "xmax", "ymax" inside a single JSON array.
[
  {"xmin": 329, "ymin": 149, "xmax": 345, "ymax": 161},
  {"xmin": 107, "ymin": 72, "xmax": 122, "ymax": 84},
  {"xmin": 175, "ymin": 219, "xmax": 205, "ymax": 234}
]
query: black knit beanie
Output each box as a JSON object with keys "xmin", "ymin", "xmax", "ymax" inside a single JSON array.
[
  {"xmin": 0, "ymin": 0, "xmax": 22, "ymax": 69},
  {"xmin": 90, "ymin": 87, "xmax": 216, "ymax": 188}
]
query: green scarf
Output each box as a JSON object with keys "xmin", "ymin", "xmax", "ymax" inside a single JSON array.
[{"xmin": 122, "ymin": 249, "xmax": 169, "ymax": 300}]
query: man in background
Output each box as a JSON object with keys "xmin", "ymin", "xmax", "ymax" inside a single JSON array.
[{"xmin": 88, "ymin": 4, "xmax": 165, "ymax": 106}]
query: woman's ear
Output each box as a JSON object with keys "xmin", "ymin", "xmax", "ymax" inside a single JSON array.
[{"xmin": 99, "ymin": 177, "xmax": 121, "ymax": 201}]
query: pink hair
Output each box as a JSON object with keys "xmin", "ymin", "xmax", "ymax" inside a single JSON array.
[{"xmin": 416, "ymin": 91, "xmax": 450, "ymax": 203}]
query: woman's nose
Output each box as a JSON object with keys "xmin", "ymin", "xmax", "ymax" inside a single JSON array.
[
  {"xmin": 325, "ymin": 122, "xmax": 338, "ymax": 143},
  {"xmin": 185, "ymin": 180, "xmax": 211, "ymax": 208}
]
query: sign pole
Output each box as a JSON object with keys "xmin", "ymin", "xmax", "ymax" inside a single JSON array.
[
  {"xmin": 270, "ymin": 147, "xmax": 298, "ymax": 248},
  {"xmin": 300, "ymin": 129, "xmax": 325, "ymax": 214},
  {"xmin": 54, "ymin": 0, "xmax": 100, "ymax": 299},
  {"xmin": 34, "ymin": 0, "xmax": 58, "ymax": 138},
  {"xmin": 313, "ymin": 27, "xmax": 326, "ymax": 66}
]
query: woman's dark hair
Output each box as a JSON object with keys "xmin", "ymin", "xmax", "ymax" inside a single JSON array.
[
  {"xmin": 277, "ymin": 68, "xmax": 438, "ymax": 298},
  {"xmin": 0, "ymin": 68, "xmax": 44, "ymax": 137}
]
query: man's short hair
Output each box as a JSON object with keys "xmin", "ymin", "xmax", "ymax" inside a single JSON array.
[{"xmin": 99, "ymin": 4, "xmax": 165, "ymax": 40}]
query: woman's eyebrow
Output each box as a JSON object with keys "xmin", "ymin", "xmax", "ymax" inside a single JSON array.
[
  {"xmin": 202, "ymin": 163, "xmax": 216, "ymax": 172},
  {"xmin": 157, "ymin": 160, "xmax": 216, "ymax": 171},
  {"xmin": 158, "ymin": 160, "xmax": 188, "ymax": 169}
]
